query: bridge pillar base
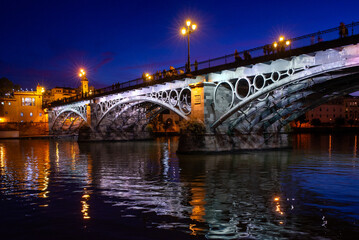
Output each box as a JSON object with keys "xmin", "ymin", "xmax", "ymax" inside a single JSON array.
[
  {"xmin": 78, "ymin": 126, "xmax": 152, "ymax": 141},
  {"xmin": 177, "ymin": 133, "xmax": 290, "ymax": 153}
]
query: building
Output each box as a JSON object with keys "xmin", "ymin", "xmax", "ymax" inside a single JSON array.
[
  {"xmin": 0, "ymin": 84, "xmax": 47, "ymax": 123},
  {"xmin": 343, "ymin": 97, "xmax": 359, "ymax": 120},
  {"xmin": 43, "ymin": 87, "xmax": 77, "ymax": 106},
  {"xmin": 305, "ymin": 96, "xmax": 359, "ymax": 125},
  {"xmin": 306, "ymin": 98, "xmax": 344, "ymax": 124}
]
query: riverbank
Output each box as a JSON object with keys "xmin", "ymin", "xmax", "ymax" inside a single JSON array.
[
  {"xmin": 0, "ymin": 132, "xmax": 77, "ymax": 140},
  {"xmin": 291, "ymin": 126, "xmax": 359, "ymax": 133}
]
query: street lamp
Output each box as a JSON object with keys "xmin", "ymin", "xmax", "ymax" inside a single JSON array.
[
  {"xmin": 79, "ymin": 68, "xmax": 86, "ymax": 78},
  {"xmin": 273, "ymin": 36, "xmax": 291, "ymax": 52},
  {"xmin": 145, "ymin": 73, "xmax": 152, "ymax": 80},
  {"xmin": 142, "ymin": 72, "xmax": 152, "ymax": 81},
  {"xmin": 181, "ymin": 19, "xmax": 197, "ymax": 72}
]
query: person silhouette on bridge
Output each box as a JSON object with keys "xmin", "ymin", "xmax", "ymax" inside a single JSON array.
[
  {"xmin": 194, "ymin": 60, "xmax": 198, "ymax": 71},
  {"xmin": 263, "ymin": 45, "xmax": 270, "ymax": 55},
  {"xmin": 234, "ymin": 50, "xmax": 242, "ymax": 62},
  {"xmin": 310, "ymin": 35, "xmax": 315, "ymax": 45},
  {"xmin": 339, "ymin": 22, "xmax": 348, "ymax": 38},
  {"xmin": 142, "ymin": 72, "xmax": 146, "ymax": 81},
  {"xmin": 243, "ymin": 51, "xmax": 251, "ymax": 61},
  {"xmin": 317, "ymin": 34, "xmax": 323, "ymax": 43}
]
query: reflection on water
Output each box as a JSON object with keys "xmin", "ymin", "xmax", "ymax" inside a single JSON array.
[{"xmin": 0, "ymin": 134, "xmax": 358, "ymax": 239}]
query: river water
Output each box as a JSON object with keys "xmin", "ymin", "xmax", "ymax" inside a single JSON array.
[{"xmin": 0, "ymin": 134, "xmax": 358, "ymax": 239}]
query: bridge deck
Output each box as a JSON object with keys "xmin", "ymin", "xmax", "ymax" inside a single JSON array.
[{"xmin": 49, "ymin": 34, "xmax": 359, "ymax": 108}]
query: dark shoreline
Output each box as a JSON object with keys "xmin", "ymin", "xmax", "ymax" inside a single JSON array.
[{"xmin": 291, "ymin": 127, "xmax": 359, "ymax": 133}]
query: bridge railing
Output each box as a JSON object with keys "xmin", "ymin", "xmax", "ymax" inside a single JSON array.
[
  {"xmin": 48, "ymin": 21, "xmax": 359, "ymax": 107},
  {"xmin": 188, "ymin": 21, "xmax": 359, "ymax": 72}
]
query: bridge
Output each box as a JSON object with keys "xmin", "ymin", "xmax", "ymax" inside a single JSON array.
[{"xmin": 48, "ymin": 22, "xmax": 359, "ymax": 152}]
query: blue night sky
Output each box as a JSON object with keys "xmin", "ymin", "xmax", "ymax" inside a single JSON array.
[{"xmin": 1, "ymin": 0, "xmax": 359, "ymax": 90}]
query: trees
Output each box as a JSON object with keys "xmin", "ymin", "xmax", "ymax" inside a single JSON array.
[{"xmin": 0, "ymin": 77, "xmax": 20, "ymax": 96}]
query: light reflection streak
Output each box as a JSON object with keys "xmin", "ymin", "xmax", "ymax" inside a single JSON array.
[
  {"xmin": 190, "ymin": 183, "xmax": 206, "ymax": 223},
  {"xmin": 55, "ymin": 142, "xmax": 59, "ymax": 169},
  {"xmin": 189, "ymin": 223, "xmax": 202, "ymax": 236},
  {"xmin": 71, "ymin": 144, "xmax": 76, "ymax": 171},
  {"xmin": 162, "ymin": 146, "xmax": 169, "ymax": 178},
  {"xmin": 274, "ymin": 196, "xmax": 284, "ymax": 216},
  {"xmin": 328, "ymin": 134, "xmax": 332, "ymax": 158},
  {"xmin": 39, "ymin": 146, "xmax": 50, "ymax": 199},
  {"xmin": 0, "ymin": 145, "xmax": 6, "ymax": 175},
  {"xmin": 81, "ymin": 190, "xmax": 91, "ymax": 219},
  {"xmin": 354, "ymin": 135, "xmax": 357, "ymax": 158},
  {"xmin": 81, "ymin": 153, "xmax": 93, "ymax": 220},
  {"xmin": 188, "ymin": 182, "xmax": 206, "ymax": 235}
]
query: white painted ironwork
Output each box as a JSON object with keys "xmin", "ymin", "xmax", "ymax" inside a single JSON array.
[
  {"xmin": 50, "ymin": 77, "xmax": 200, "ymax": 131},
  {"xmin": 210, "ymin": 44, "xmax": 359, "ymax": 129}
]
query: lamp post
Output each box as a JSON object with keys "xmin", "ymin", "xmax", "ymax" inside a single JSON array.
[
  {"xmin": 181, "ymin": 20, "xmax": 197, "ymax": 72},
  {"xmin": 273, "ymin": 36, "xmax": 291, "ymax": 53}
]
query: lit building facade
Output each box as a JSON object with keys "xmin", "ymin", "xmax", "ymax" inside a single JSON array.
[
  {"xmin": 1, "ymin": 78, "xmax": 95, "ymax": 124},
  {"xmin": 0, "ymin": 84, "xmax": 47, "ymax": 123}
]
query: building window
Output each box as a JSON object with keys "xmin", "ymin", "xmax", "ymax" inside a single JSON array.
[
  {"xmin": 30, "ymin": 112, "xmax": 33, "ymax": 117},
  {"xmin": 22, "ymin": 97, "xmax": 35, "ymax": 106},
  {"xmin": 20, "ymin": 112, "xmax": 24, "ymax": 117}
]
